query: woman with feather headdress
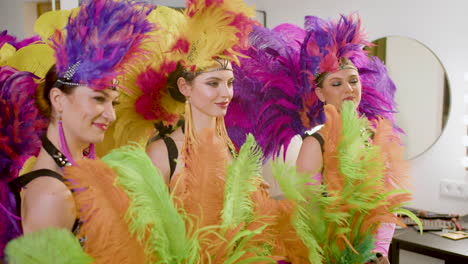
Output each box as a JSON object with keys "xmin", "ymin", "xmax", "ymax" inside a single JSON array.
[
  {"xmin": 37, "ymin": 0, "xmax": 288, "ymax": 263},
  {"xmin": 226, "ymin": 13, "xmax": 420, "ymax": 263},
  {"xmin": 1, "ymin": 0, "xmax": 154, "ymax": 262}
]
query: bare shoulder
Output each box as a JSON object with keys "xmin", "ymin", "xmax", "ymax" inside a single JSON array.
[
  {"xmin": 22, "ymin": 175, "xmax": 76, "ymax": 233},
  {"xmin": 296, "ymin": 134, "xmax": 324, "ymax": 175},
  {"xmin": 300, "ymin": 134, "xmax": 323, "ymax": 152}
]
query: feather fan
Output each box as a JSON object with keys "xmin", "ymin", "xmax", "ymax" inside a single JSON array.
[
  {"xmin": 272, "ymin": 101, "xmax": 419, "ymax": 263},
  {"xmin": 5, "ymin": 228, "xmax": 93, "ymax": 264},
  {"xmin": 63, "ymin": 159, "xmax": 146, "ymax": 263},
  {"xmin": 0, "ymin": 66, "xmax": 47, "ymax": 257},
  {"xmin": 103, "ymin": 145, "xmax": 198, "ymax": 264}
]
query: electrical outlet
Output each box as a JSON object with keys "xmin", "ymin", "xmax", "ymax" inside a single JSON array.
[{"xmin": 440, "ymin": 179, "xmax": 468, "ymax": 199}]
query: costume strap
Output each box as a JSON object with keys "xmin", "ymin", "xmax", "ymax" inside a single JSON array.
[
  {"xmin": 162, "ymin": 136, "xmax": 178, "ymax": 180},
  {"xmin": 42, "ymin": 136, "xmax": 72, "ymax": 168}
]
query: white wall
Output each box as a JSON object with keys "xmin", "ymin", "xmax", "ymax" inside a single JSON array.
[
  {"xmin": 0, "ymin": 0, "xmax": 74, "ymax": 38},
  {"xmin": 0, "ymin": 0, "xmax": 24, "ymax": 38},
  {"xmin": 253, "ymin": 0, "xmax": 468, "ymax": 215}
]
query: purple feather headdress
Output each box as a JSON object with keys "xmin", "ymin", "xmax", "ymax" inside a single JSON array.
[
  {"xmin": 300, "ymin": 14, "xmax": 397, "ymax": 126},
  {"xmin": 0, "ymin": 30, "xmax": 41, "ymax": 50},
  {"xmin": 51, "ymin": 0, "xmax": 155, "ymax": 90},
  {"xmin": 226, "ymin": 24, "xmax": 306, "ymax": 158},
  {"xmin": 300, "ymin": 14, "xmax": 372, "ymax": 126},
  {"xmin": 226, "ymin": 14, "xmax": 399, "ymax": 159},
  {"xmin": 0, "ymin": 66, "xmax": 48, "ymax": 257}
]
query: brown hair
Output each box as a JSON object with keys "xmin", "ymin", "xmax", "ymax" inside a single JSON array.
[
  {"xmin": 36, "ymin": 65, "xmax": 77, "ymax": 119},
  {"xmin": 166, "ymin": 62, "xmax": 198, "ymax": 103}
]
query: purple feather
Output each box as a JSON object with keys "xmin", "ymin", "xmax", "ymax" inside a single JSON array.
[
  {"xmin": 0, "ymin": 30, "xmax": 15, "ymax": 49},
  {"xmin": 301, "ymin": 14, "xmax": 381, "ymax": 126},
  {"xmin": 358, "ymin": 56, "xmax": 400, "ymax": 130},
  {"xmin": 228, "ymin": 14, "xmax": 400, "ymax": 161},
  {"xmin": 300, "ymin": 14, "xmax": 371, "ymax": 94},
  {"xmin": 0, "ymin": 66, "xmax": 48, "ymax": 257},
  {"xmin": 0, "ymin": 30, "xmax": 41, "ymax": 50},
  {"xmin": 226, "ymin": 24, "xmax": 306, "ymax": 159},
  {"xmin": 52, "ymin": 0, "xmax": 155, "ymax": 89}
]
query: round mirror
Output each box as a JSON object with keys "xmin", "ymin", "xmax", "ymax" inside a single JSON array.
[{"xmin": 368, "ymin": 36, "xmax": 450, "ymax": 159}]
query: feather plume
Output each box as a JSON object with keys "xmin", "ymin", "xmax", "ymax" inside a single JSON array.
[
  {"xmin": 0, "ymin": 30, "xmax": 41, "ymax": 51},
  {"xmin": 0, "ymin": 30, "xmax": 51, "ymax": 76},
  {"xmin": 227, "ymin": 14, "xmax": 399, "ymax": 161},
  {"xmin": 301, "ymin": 15, "xmax": 399, "ymax": 129},
  {"xmin": 51, "ymin": 0, "xmax": 155, "ymax": 89},
  {"xmin": 172, "ymin": 130, "xmax": 278, "ymax": 263},
  {"xmin": 358, "ymin": 57, "xmax": 399, "ymax": 128},
  {"xmin": 63, "ymin": 159, "xmax": 146, "ymax": 263},
  {"xmin": 174, "ymin": 0, "xmax": 256, "ymax": 70},
  {"xmin": 0, "ymin": 31, "xmax": 15, "ymax": 49},
  {"xmin": 217, "ymin": 134, "xmax": 279, "ymax": 263},
  {"xmin": 321, "ymin": 101, "xmax": 413, "ymax": 261},
  {"xmin": 225, "ymin": 24, "xmax": 306, "ymax": 159},
  {"xmin": 172, "ymin": 128, "xmax": 228, "ymax": 230},
  {"xmin": 0, "ymin": 31, "xmax": 41, "ymax": 68},
  {"xmin": 34, "ymin": 9, "xmax": 75, "ymax": 42},
  {"xmin": 134, "ymin": 61, "xmax": 180, "ymax": 123},
  {"xmin": 301, "ymin": 14, "xmax": 371, "ymax": 88},
  {"xmin": 0, "ymin": 66, "xmax": 47, "ymax": 256},
  {"xmin": 103, "ymin": 145, "xmax": 198, "ymax": 264},
  {"xmin": 96, "ymin": 6, "xmax": 186, "ymax": 156},
  {"xmin": 270, "ymin": 101, "xmax": 416, "ymax": 263},
  {"xmin": 222, "ymin": 134, "xmax": 263, "ymax": 227},
  {"xmin": 1, "ymin": 44, "xmax": 55, "ymax": 79},
  {"xmin": 0, "ymin": 43, "xmax": 16, "ymax": 66},
  {"xmin": 5, "ymin": 228, "xmax": 93, "ymax": 264}
]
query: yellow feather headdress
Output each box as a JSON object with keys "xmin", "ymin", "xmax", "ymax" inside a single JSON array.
[{"xmin": 96, "ymin": 0, "xmax": 257, "ymax": 156}]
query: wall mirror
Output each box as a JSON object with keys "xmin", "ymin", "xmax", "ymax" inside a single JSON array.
[{"xmin": 368, "ymin": 36, "xmax": 450, "ymax": 159}]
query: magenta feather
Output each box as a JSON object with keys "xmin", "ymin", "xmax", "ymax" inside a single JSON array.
[
  {"xmin": 300, "ymin": 14, "xmax": 373, "ymax": 125},
  {"xmin": 135, "ymin": 60, "xmax": 180, "ymax": 124},
  {"xmin": 0, "ymin": 66, "xmax": 48, "ymax": 257},
  {"xmin": 0, "ymin": 30, "xmax": 41, "ymax": 50},
  {"xmin": 227, "ymin": 14, "xmax": 400, "ymax": 160},
  {"xmin": 226, "ymin": 24, "xmax": 306, "ymax": 158}
]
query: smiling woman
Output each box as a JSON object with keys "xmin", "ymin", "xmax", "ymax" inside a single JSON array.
[{"xmin": 1, "ymin": 0, "xmax": 154, "ymax": 260}]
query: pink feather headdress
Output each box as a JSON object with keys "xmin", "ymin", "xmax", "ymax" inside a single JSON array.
[{"xmin": 226, "ymin": 14, "xmax": 399, "ymax": 159}]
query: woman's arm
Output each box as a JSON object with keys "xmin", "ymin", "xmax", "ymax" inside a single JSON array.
[
  {"xmin": 21, "ymin": 177, "xmax": 76, "ymax": 234},
  {"xmin": 296, "ymin": 135, "xmax": 324, "ymax": 182}
]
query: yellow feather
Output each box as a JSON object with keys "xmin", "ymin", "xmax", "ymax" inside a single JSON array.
[
  {"xmin": 19, "ymin": 156, "xmax": 37, "ymax": 175},
  {"xmin": 3, "ymin": 44, "xmax": 55, "ymax": 78},
  {"xmin": 180, "ymin": 0, "xmax": 256, "ymax": 69},
  {"xmin": 96, "ymin": 6, "xmax": 186, "ymax": 156},
  {"xmin": 0, "ymin": 43, "xmax": 16, "ymax": 65},
  {"xmin": 34, "ymin": 9, "xmax": 77, "ymax": 41},
  {"xmin": 97, "ymin": 2, "xmax": 255, "ymax": 155}
]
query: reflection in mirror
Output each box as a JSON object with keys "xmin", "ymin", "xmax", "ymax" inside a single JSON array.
[{"xmin": 368, "ymin": 36, "xmax": 450, "ymax": 159}]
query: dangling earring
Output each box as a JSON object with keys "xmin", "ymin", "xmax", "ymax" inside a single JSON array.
[
  {"xmin": 57, "ymin": 113, "xmax": 74, "ymax": 166},
  {"xmin": 215, "ymin": 116, "xmax": 236, "ymax": 156},
  {"xmin": 183, "ymin": 99, "xmax": 197, "ymax": 154}
]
